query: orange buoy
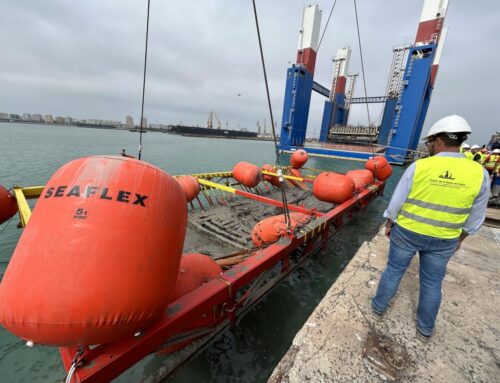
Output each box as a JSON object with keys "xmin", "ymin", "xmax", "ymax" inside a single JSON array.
[
  {"xmin": 313, "ymin": 172, "xmax": 355, "ymax": 204},
  {"xmin": 262, "ymin": 164, "xmax": 280, "ymax": 188},
  {"xmin": 172, "ymin": 253, "xmax": 222, "ymax": 301},
  {"xmin": 0, "ymin": 186, "xmax": 18, "ymax": 225},
  {"xmin": 346, "ymin": 169, "xmax": 374, "ymax": 191},
  {"xmin": 175, "ymin": 175, "xmax": 200, "ymax": 202},
  {"xmin": 365, "ymin": 156, "xmax": 393, "ymax": 181},
  {"xmin": 287, "ymin": 168, "xmax": 302, "ymax": 187},
  {"xmin": 157, "ymin": 253, "xmax": 221, "ymax": 355},
  {"xmin": 290, "ymin": 149, "xmax": 309, "ymax": 169},
  {"xmin": 0, "ymin": 156, "xmax": 188, "ymax": 346},
  {"xmin": 251, "ymin": 213, "xmax": 311, "ymax": 247},
  {"xmin": 262, "ymin": 164, "xmax": 280, "ymax": 187},
  {"xmin": 233, "ymin": 162, "xmax": 261, "ymax": 188}
]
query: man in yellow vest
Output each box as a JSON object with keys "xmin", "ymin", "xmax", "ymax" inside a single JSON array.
[
  {"xmin": 372, "ymin": 115, "xmax": 490, "ymax": 342},
  {"xmin": 470, "ymin": 144, "xmax": 484, "ymax": 163},
  {"xmin": 460, "ymin": 143, "xmax": 473, "ymax": 159},
  {"xmin": 483, "ymin": 148, "xmax": 500, "ymax": 175}
]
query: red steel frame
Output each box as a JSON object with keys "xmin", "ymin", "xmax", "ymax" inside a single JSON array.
[{"xmin": 59, "ymin": 179, "xmax": 385, "ymax": 382}]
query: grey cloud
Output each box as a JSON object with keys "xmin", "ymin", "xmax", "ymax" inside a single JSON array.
[{"xmin": 1, "ymin": 0, "xmax": 498, "ymax": 144}]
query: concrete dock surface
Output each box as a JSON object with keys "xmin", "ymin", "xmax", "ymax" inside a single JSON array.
[{"xmin": 268, "ymin": 224, "xmax": 500, "ymax": 382}]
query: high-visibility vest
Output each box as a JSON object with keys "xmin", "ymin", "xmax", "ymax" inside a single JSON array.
[
  {"xmin": 397, "ymin": 156, "xmax": 483, "ymax": 239},
  {"xmin": 484, "ymin": 154, "xmax": 500, "ymax": 170},
  {"xmin": 472, "ymin": 152, "xmax": 484, "ymax": 163},
  {"xmin": 463, "ymin": 151, "xmax": 473, "ymax": 160}
]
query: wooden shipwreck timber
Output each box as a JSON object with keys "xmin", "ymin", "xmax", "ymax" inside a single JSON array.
[{"xmin": 0, "ymin": 151, "xmax": 391, "ymax": 382}]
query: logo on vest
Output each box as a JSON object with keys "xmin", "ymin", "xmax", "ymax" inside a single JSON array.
[{"xmin": 438, "ymin": 170, "xmax": 455, "ymax": 180}]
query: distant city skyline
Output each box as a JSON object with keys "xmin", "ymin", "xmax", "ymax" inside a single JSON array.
[{"xmin": 1, "ymin": 1, "xmax": 499, "ymax": 145}]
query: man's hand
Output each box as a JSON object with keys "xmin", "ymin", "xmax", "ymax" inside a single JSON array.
[
  {"xmin": 385, "ymin": 219, "xmax": 394, "ymax": 237},
  {"xmin": 456, "ymin": 232, "xmax": 468, "ymax": 251}
]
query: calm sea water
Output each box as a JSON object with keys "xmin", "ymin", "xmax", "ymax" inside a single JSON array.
[{"xmin": 0, "ymin": 122, "xmax": 404, "ymax": 382}]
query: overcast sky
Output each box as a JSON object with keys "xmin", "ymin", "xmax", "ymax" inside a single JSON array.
[{"xmin": 1, "ymin": 0, "xmax": 498, "ymax": 145}]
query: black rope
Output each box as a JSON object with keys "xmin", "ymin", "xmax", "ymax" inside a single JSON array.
[
  {"xmin": 138, "ymin": 0, "xmax": 151, "ymax": 160},
  {"xmin": 353, "ymin": 0, "xmax": 375, "ymax": 158},
  {"xmin": 251, "ymin": 0, "xmax": 291, "ymax": 227},
  {"xmin": 317, "ymin": 0, "xmax": 338, "ymax": 52}
]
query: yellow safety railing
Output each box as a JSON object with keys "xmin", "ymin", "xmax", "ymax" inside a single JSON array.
[{"xmin": 12, "ymin": 186, "xmax": 44, "ymax": 227}]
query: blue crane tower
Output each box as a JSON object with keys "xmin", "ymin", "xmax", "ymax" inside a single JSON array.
[{"xmin": 279, "ymin": 0, "xmax": 450, "ymax": 165}]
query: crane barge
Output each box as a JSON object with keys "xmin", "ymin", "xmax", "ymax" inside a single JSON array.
[{"xmin": 279, "ymin": 0, "xmax": 450, "ymax": 165}]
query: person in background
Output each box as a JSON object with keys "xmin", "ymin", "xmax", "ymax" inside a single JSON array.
[
  {"xmin": 372, "ymin": 115, "xmax": 490, "ymax": 343},
  {"xmin": 460, "ymin": 143, "xmax": 473, "ymax": 160},
  {"xmin": 470, "ymin": 145, "xmax": 484, "ymax": 163},
  {"xmin": 483, "ymin": 148, "xmax": 500, "ymax": 176}
]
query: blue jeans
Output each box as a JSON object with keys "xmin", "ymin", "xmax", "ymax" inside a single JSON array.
[{"xmin": 372, "ymin": 224, "xmax": 458, "ymax": 336}]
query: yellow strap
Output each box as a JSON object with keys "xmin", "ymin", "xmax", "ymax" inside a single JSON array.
[
  {"xmin": 261, "ymin": 170, "xmax": 312, "ymax": 182},
  {"xmin": 197, "ymin": 178, "xmax": 236, "ymax": 194}
]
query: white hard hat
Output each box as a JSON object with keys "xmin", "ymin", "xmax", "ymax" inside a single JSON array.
[
  {"xmin": 461, "ymin": 143, "xmax": 470, "ymax": 149},
  {"xmin": 470, "ymin": 144, "xmax": 480, "ymax": 150},
  {"xmin": 493, "ymin": 148, "xmax": 500, "ymax": 154},
  {"xmin": 424, "ymin": 115, "xmax": 471, "ymax": 139}
]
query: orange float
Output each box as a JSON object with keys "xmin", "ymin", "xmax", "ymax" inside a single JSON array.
[
  {"xmin": 0, "ymin": 156, "xmax": 188, "ymax": 346},
  {"xmin": 365, "ymin": 156, "xmax": 393, "ymax": 181},
  {"xmin": 175, "ymin": 175, "xmax": 200, "ymax": 202},
  {"xmin": 157, "ymin": 253, "xmax": 221, "ymax": 354},
  {"xmin": 290, "ymin": 149, "xmax": 309, "ymax": 169},
  {"xmin": 313, "ymin": 172, "xmax": 355, "ymax": 204},
  {"xmin": 233, "ymin": 162, "xmax": 261, "ymax": 188},
  {"xmin": 172, "ymin": 253, "xmax": 222, "ymax": 300},
  {"xmin": 346, "ymin": 169, "xmax": 374, "ymax": 191},
  {"xmin": 0, "ymin": 186, "xmax": 18, "ymax": 225},
  {"xmin": 251, "ymin": 212, "xmax": 311, "ymax": 247},
  {"xmin": 262, "ymin": 164, "xmax": 280, "ymax": 187},
  {"xmin": 287, "ymin": 168, "xmax": 302, "ymax": 187}
]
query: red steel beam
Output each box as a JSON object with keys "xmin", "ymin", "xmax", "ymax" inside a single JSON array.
[{"xmin": 60, "ymin": 181, "xmax": 384, "ymax": 382}]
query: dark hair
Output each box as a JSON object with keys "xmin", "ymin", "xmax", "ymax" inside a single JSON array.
[{"xmin": 437, "ymin": 132, "xmax": 468, "ymax": 147}]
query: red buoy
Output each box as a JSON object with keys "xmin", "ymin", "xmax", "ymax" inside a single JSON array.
[
  {"xmin": 233, "ymin": 162, "xmax": 261, "ymax": 188},
  {"xmin": 0, "ymin": 156, "xmax": 188, "ymax": 346},
  {"xmin": 290, "ymin": 149, "xmax": 309, "ymax": 169},
  {"xmin": 262, "ymin": 164, "xmax": 280, "ymax": 187},
  {"xmin": 287, "ymin": 168, "xmax": 302, "ymax": 187},
  {"xmin": 0, "ymin": 186, "xmax": 17, "ymax": 225},
  {"xmin": 365, "ymin": 156, "xmax": 393, "ymax": 181},
  {"xmin": 346, "ymin": 169, "xmax": 374, "ymax": 191},
  {"xmin": 175, "ymin": 175, "xmax": 200, "ymax": 202},
  {"xmin": 172, "ymin": 253, "xmax": 222, "ymax": 300},
  {"xmin": 251, "ymin": 213, "xmax": 311, "ymax": 247},
  {"xmin": 313, "ymin": 172, "xmax": 355, "ymax": 204}
]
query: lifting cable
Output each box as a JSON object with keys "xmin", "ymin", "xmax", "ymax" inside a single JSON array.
[
  {"xmin": 137, "ymin": 0, "xmax": 151, "ymax": 160},
  {"xmin": 251, "ymin": 0, "xmax": 291, "ymax": 228},
  {"xmin": 317, "ymin": 0, "xmax": 338, "ymax": 52},
  {"xmin": 353, "ymin": 0, "xmax": 376, "ymax": 158}
]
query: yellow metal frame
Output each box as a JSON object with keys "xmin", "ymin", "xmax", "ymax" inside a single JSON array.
[
  {"xmin": 261, "ymin": 170, "xmax": 315, "ymax": 182},
  {"xmin": 184, "ymin": 171, "xmax": 233, "ymax": 179},
  {"xmin": 197, "ymin": 178, "xmax": 236, "ymax": 194},
  {"xmin": 12, "ymin": 186, "xmax": 44, "ymax": 227}
]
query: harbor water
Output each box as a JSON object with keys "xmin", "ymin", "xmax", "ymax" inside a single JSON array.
[{"xmin": 0, "ymin": 122, "xmax": 405, "ymax": 382}]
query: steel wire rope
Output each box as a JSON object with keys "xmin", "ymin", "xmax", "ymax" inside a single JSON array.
[
  {"xmin": 251, "ymin": 0, "xmax": 291, "ymax": 228},
  {"xmin": 353, "ymin": 0, "xmax": 377, "ymax": 158},
  {"xmin": 317, "ymin": 0, "xmax": 338, "ymax": 52},
  {"xmin": 138, "ymin": 0, "xmax": 151, "ymax": 160}
]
